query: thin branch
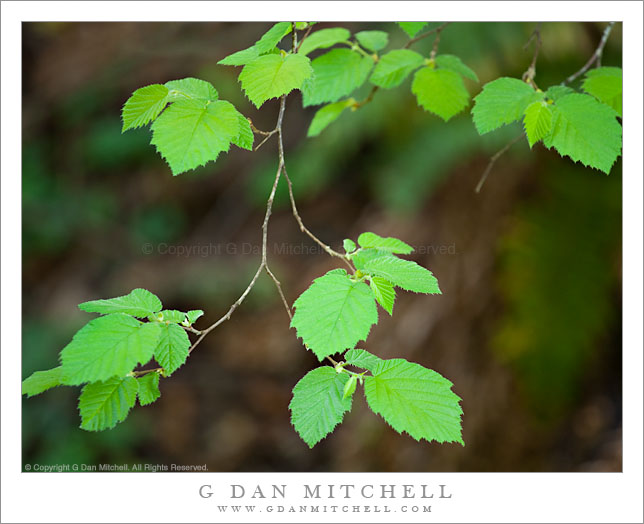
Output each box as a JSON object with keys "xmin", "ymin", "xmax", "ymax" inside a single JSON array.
[
  {"xmin": 249, "ymin": 120, "xmax": 272, "ymax": 136},
  {"xmin": 266, "ymin": 266, "xmax": 292, "ymax": 321},
  {"xmin": 282, "ymin": 167, "xmax": 353, "ymax": 271},
  {"xmin": 429, "ymin": 22, "xmax": 449, "ymax": 60},
  {"xmin": 475, "ymin": 132, "xmax": 525, "ymax": 193},
  {"xmin": 562, "ymin": 22, "xmax": 615, "ymax": 85},
  {"xmin": 182, "ymin": 325, "xmax": 202, "ymax": 335},
  {"xmin": 353, "ymin": 85, "xmax": 379, "ymax": 109},
  {"xmin": 188, "ymin": 263, "xmax": 265, "ymax": 355},
  {"xmin": 295, "ymin": 24, "xmax": 313, "ymax": 53},
  {"xmin": 254, "ymin": 130, "xmax": 277, "ymax": 151},
  {"xmin": 131, "ymin": 368, "xmax": 162, "ymax": 377},
  {"xmin": 404, "ymin": 22, "xmax": 450, "ymax": 49},
  {"xmin": 521, "ymin": 23, "xmax": 542, "ymax": 89}
]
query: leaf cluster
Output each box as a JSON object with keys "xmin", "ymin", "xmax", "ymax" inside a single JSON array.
[
  {"xmin": 471, "ymin": 68, "xmax": 622, "ymax": 173},
  {"xmin": 289, "ymin": 232, "xmax": 462, "ymax": 447},
  {"xmin": 22, "ymin": 289, "xmax": 204, "ymax": 431}
]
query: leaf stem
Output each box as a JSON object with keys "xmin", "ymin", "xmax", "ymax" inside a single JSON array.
[{"xmin": 342, "ymin": 40, "xmax": 374, "ymax": 60}]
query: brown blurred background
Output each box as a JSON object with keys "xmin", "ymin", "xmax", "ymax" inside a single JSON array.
[{"xmin": 22, "ymin": 22, "xmax": 622, "ymax": 472}]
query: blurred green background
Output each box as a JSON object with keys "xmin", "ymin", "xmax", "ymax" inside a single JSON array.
[{"xmin": 22, "ymin": 22, "xmax": 622, "ymax": 472}]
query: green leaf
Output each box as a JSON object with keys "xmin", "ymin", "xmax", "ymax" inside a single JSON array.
[
  {"xmin": 369, "ymin": 49, "xmax": 424, "ymax": 89},
  {"xmin": 344, "ymin": 348, "xmax": 383, "ymax": 373},
  {"xmin": 542, "ymin": 93, "xmax": 621, "ymax": 174},
  {"xmin": 397, "ymin": 22, "xmax": 428, "ymax": 38},
  {"xmin": 343, "ymin": 374, "xmax": 358, "ymax": 400},
  {"xmin": 353, "ymin": 249, "xmax": 441, "ymax": 294},
  {"xmin": 60, "ymin": 314, "xmax": 161, "ymax": 385},
  {"xmin": 357, "ymin": 231, "xmax": 413, "ymax": 254},
  {"xmin": 137, "ymin": 373, "xmax": 161, "ymax": 406},
  {"xmin": 307, "ymin": 99, "xmax": 354, "ymax": 137},
  {"xmin": 239, "ymin": 53, "xmax": 313, "ymax": 108},
  {"xmin": 523, "ymin": 100, "xmax": 553, "ymax": 148},
  {"xmin": 355, "ymin": 30, "xmax": 389, "ymax": 52},
  {"xmin": 364, "ymin": 358, "xmax": 464, "ymax": 444},
  {"xmin": 289, "ymin": 366, "xmax": 352, "ymax": 447},
  {"xmin": 79, "ymin": 288, "xmax": 162, "ymax": 318},
  {"xmin": 121, "ymin": 84, "xmax": 169, "ymax": 132},
  {"xmin": 412, "ymin": 67, "xmax": 470, "ymax": 121},
  {"xmin": 291, "ymin": 269, "xmax": 378, "ymax": 360},
  {"xmin": 298, "ymin": 27, "xmax": 351, "ymax": 56},
  {"xmin": 186, "ymin": 309, "xmax": 204, "ymax": 325},
  {"xmin": 165, "ymin": 77, "xmax": 218, "ymax": 102},
  {"xmin": 218, "ymin": 45, "xmax": 260, "ymax": 66},
  {"xmin": 255, "ymin": 22, "xmax": 292, "ymax": 54},
  {"xmin": 153, "ymin": 322, "xmax": 190, "ymax": 376},
  {"xmin": 472, "ymin": 77, "xmax": 544, "ymax": 134},
  {"xmin": 545, "ymin": 85, "xmax": 574, "ymax": 101},
  {"xmin": 343, "ymin": 238, "xmax": 356, "ymax": 253},
  {"xmin": 369, "ymin": 276, "xmax": 396, "ymax": 315},
  {"xmin": 302, "ymin": 49, "xmax": 373, "ymax": 107},
  {"xmin": 232, "ymin": 112, "xmax": 254, "ymax": 150},
  {"xmin": 22, "ymin": 367, "xmax": 65, "ymax": 397},
  {"xmin": 582, "ymin": 66, "xmax": 622, "ymax": 116},
  {"xmin": 158, "ymin": 310, "xmax": 186, "ymax": 323},
  {"xmin": 150, "ymin": 99, "xmax": 240, "ymax": 175},
  {"xmin": 435, "ymin": 54, "xmax": 479, "ymax": 82},
  {"xmin": 78, "ymin": 376, "xmax": 139, "ymax": 431}
]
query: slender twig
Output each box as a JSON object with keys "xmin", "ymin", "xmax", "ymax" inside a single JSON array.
[
  {"xmin": 521, "ymin": 23, "xmax": 542, "ymax": 89},
  {"xmin": 254, "ymin": 130, "xmax": 277, "ymax": 151},
  {"xmin": 404, "ymin": 22, "xmax": 450, "ymax": 49},
  {"xmin": 429, "ymin": 23, "xmax": 449, "ymax": 60},
  {"xmin": 282, "ymin": 167, "xmax": 353, "ymax": 271},
  {"xmin": 249, "ymin": 120, "xmax": 273, "ymax": 136},
  {"xmin": 353, "ymin": 85, "xmax": 379, "ymax": 109},
  {"xmin": 341, "ymin": 40, "xmax": 373, "ymax": 59},
  {"xmin": 131, "ymin": 368, "xmax": 162, "ymax": 377},
  {"xmin": 475, "ymin": 132, "xmax": 525, "ymax": 193},
  {"xmin": 295, "ymin": 24, "xmax": 313, "ymax": 53},
  {"xmin": 266, "ymin": 266, "xmax": 292, "ymax": 321},
  {"xmin": 182, "ymin": 325, "xmax": 202, "ymax": 335},
  {"xmin": 562, "ymin": 22, "xmax": 615, "ymax": 85}
]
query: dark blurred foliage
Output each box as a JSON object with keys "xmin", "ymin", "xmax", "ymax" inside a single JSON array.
[{"xmin": 22, "ymin": 22, "xmax": 622, "ymax": 472}]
